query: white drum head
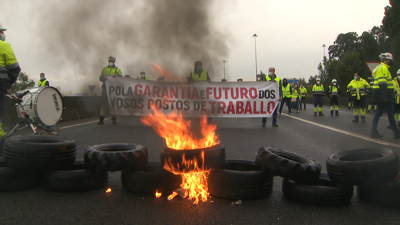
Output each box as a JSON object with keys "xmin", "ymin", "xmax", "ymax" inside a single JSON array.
[{"xmin": 35, "ymin": 87, "xmax": 63, "ymax": 126}]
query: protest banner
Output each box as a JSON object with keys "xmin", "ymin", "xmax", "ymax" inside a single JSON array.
[{"xmin": 104, "ymin": 77, "xmax": 279, "ymax": 117}]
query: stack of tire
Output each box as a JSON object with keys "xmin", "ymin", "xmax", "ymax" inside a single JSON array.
[
  {"xmin": 327, "ymin": 147, "xmax": 400, "ymax": 208},
  {"xmin": 256, "ymin": 146, "xmax": 354, "ymax": 206}
]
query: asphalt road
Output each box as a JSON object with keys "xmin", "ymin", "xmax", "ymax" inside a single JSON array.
[{"xmin": 1, "ymin": 104, "xmax": 400, "ymax": 225}]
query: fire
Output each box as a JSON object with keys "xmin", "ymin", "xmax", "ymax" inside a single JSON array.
[
  {"xmin": 106, "ymin": 188, "xmax": 112, "ymax": 193},
  {"xmin": 155, "ymin": 191, "xmax": 162, "ymax": 198},
  {"xmin": 141, "ymin": 105, "xmax": 218, "ymax": 204},
  {"xmin": 154, "ymin": 64, "xmax": 185, "ymax": 82},
  {"xmin": 141, "ymin": 105, "xmax": 219, "ymax": 150}
]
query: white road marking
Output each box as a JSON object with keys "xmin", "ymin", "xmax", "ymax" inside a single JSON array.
[
  {"xmin": 59, "ymin": 118, "xmax": 109, "ymax": 130},
  {"xmin": 282, "ymin": 114, "xmax": 400, "ymax": 148}
]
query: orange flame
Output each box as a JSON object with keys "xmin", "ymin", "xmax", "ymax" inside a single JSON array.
[
  {"xmin": 106, "ymin": 188, "xmax": 112, "ymax": 193},
  {"xmin": 142, "ymin": 106, "xmax": 218, "ymax": 204},
  {"xmin": 141, "ymin": 105, "xmax": 219, "ymax": 150},
  {"xmin": 153, "ymin": 64, "xmax": 184, "ymax": 82},
  {"xmin": 155, "ymin": 191, "xmax": 162, "ymax": 198}
]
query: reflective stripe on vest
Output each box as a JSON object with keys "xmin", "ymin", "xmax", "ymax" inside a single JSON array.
[
  {"xmin": 330, "ymin": 86, "xmax": 339, "ymax": 95},
  {"xmin": 300, "ymin": 87, "xmax": 307, "ymax": 97},
  {"xmin": 191, "ymin": 70, "xmax": 208, "ymax": 81},
  {"xmin": 312, "ymin": 85, "xmax": 324, "ymax": 95},
  {"xmin": 282, "ymin": 85, "xmax": 291, "ymax": 97}
]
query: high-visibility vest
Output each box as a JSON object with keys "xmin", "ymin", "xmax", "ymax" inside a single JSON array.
[
  {"xmin": 300, "ymin": 87, "xmax": 307, "ymax": 97},
  {"xmin": 191, "ymin": 70, "xmax": 208, "ymax": 81},
  {"xmin": 312, "ymin": 84, "xmax": 324, "ymax": 95},
  {"xmin": 347, "ymin": 78, "xmax": 370, "ymax": 100},
  {"xmin": 394, "ymin": 78, "xmax": 400, "ymax": 104},
  {"xmin": 372, "ymin": 62, "xmax": 394, "ymax": 90},
  {"xmin": 38, "ymin": 79, "xmax": 49, "ymax": 87},
  {"xmin": 0, "ymin": 40, "xmax": 19, "ymax": 79},
  {"xmin": 99, "ymin": 66, "xmax": 122, "ymax": 81},
  {"xmin": 282, "ymin": 85, "xmax": 291, "ymax": 98},
  {"xmin": 328, "ymin": 85, "xmax": 339, "ymax": 96},
  {"xmin": 292, "ymin": 89, "xmax": 300, "ymax": 98}
]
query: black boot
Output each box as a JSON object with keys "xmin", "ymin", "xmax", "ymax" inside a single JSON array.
[
  {"xmin": 314, "ymin": 112, "xmax": 317, "ymax": 116},
  {"xmin": 330, "ymin": 111, "xmax": 334, "ymax": 116},
  {"xmin": 112, "ymin": 116, "xmax": 117, "ymax": 124},
  {"xmin": 335, "ymin": 111, "xmax": 339, "ymax": 116},
  {"xmin": 98, "ymin": 116, "xmax": 104, "ymax": 125},
  {"xmin": 352, "ymin": 116, "xmax": 359, "ymax": 123},
  {"xmin": 319, "ymin": 112, "xmax": 325, "ymax": 116}
]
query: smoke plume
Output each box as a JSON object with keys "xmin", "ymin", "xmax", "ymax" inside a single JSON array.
[{"xmin": 36, "ymin": 0, "xmax": 229, "ymax": 94}]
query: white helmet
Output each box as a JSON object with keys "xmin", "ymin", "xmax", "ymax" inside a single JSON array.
[
  {"xmin": 108, "ymin": 55, "xmax": 116, "ymax": 61},
  {"xmin": 316, "ymin": 77, "xmax": 321, "ymax": 81},
  {"xmin": 397, "ymin": 69, "xmax": 400, "ymax": 75},
  {"xmin": 0, "ymin": 23, "xmax": 6, "ymax": 31},
  {"xmin": 332, "ymin": 79, "xmax": 337, "ymax": 83},
  {"xmin": 380, "ymin": 52, "xmax": 394, "ymax": 61}
]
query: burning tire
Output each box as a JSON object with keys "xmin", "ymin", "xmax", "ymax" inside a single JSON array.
[
  {"xmin": 3, "ymin": 135, "xmax": 76, "ymax": 170},
  {"xmin": 84, "ymin": 143, "xmax": 148, "ymax": 172},
  {"xmin": 160, "ymin": 144, "xmax": 225, "ymax": 172},
  {"xmin": 0, "ymin": 156, "xmax": 43, "ymax": 192},
  {"xmin": 255, "ymin": 146, "xmax": 321, "ymax": 184},
  {"xmin": 208, "ymin": 160, "xmax": 273, "ymax": 200},
  {"xmin": 357, "ymin": 180, "xmax": 400, "ymax": 208},
  {"xmin": 121, "ymin": 161, "xmax": 181, "ymax": 195},
  {"xmin": 282, "ymin": 173, "xmax": 353, "ymax": 206},
  {"xmin": 327, "ymin": 148, "xmax": 399, "ymax": 185},
  {"xmin": 44, "ymin": 159, "xmax": 108, "ymax": 192}
]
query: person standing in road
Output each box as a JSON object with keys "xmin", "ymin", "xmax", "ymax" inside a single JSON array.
[
  {"xmin": 38, "ymin": 73, "xmax": 49, "ymax": 87},
  {"xmin": 279, "ymin": 78, "xmax": 292, "ymax": 115},
  {"xmin": 291, "ymin": 83, "xmax": 300, "ymax": 113},
  {"xmin": 326, "ymin": 79, "xmax": 342, "ymax": 116},
  {"xmin": 0, "ymin": 23, "xmax": 21, "ymax": 138},
  {"xmin": 387, "ymin": 69, "xmax": 400, "ymax": 129},
  {"xmin": 262, "ymin": 67, "xmax": 282, "ymax": 127},
  {"xmin": 188, "ymin": 61, "xmax": 211, "ymax": 82},
  {"xmin": 370, "ymin": 53, "xmax": 400, "ymax": 139},
  {"xmin": 312, "ymin": 77, "xmax": 325, "ymax": 116},
  {"xmin": 299, "ymin": 83, "xmax": 307, "ymax": 110},
  {"xmin": 98, "ymin": 55, "xmax": 123, "ymax": 125},
  {"xmin": 347, "ymin": 72, "xmax": 370, "ymax": 123},
  {"xmin": 367, "ymin": 81, "xmax": 376, "ymax": 113}
]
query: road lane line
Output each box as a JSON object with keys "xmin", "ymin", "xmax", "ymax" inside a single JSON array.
[
  {"xmin": 59, "ymin": 119, "xmax": 110, "ymax": 130},
  {"xmin": 282, "ymin": 114, "xmax": 400, "ymax": 148}
]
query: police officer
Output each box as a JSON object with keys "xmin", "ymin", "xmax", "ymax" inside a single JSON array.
[
  {"xmin": 371, "ymin": 53, "xmax": 400, "ymax": 139},
  {"xmin": 0, "ymin": 23, "xmax": 21, "ymax": 137},
  {"xmin": 38, "ymin": 73, "xmax": 49, "ymax": 87},
  {"xmin": 98, "ymin": 55, "xmax": 123, "ymax": 125},
  {"xmin": 188, "ymin": 61, "xmax": 211, "ymax": 82},
  {"xmin": 326, "ymin": 79, "xmax": 342, "ymax": 116}
]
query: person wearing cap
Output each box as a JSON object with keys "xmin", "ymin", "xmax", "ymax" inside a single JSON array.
[
  {"xmin": 98, "ymin": 55, "xmax": 123, "ymax": 125},
  {"xmin": 367, "ymin": 81, "xmax": 376, "ymax": 113},
  {"xmin": 347, "ymin": 73, "xmax": 370, "ymax": 123},
  {"xmin": 370, "ymin": 52, "xmax": 400, "ymax": 139},
  {"xmin": 139, "ymin": 71, "xmax": 149, "ymax": 80},
  {"xmin": 312, "ymin": 77, "xmax": 325, "ymax": 116},
  {"xmin": 0, "ymin": 23, "xmax": 21, "ymax": 138},
  {"xmin": 263, "ymin": 67, "xmax": 282, "ymax": 127},
  {"xmin": 38, "ymin": 73, "xmax": 49, "ymax": 87},
  {"xmin": 326, "ymin": 79, "xmax": 342, "ymax": 116},
  {"xmin": 188, "ymin": 61, "xmax": 211, "ymax": 82},
  {"xmin": 299, "ymin": 83, "xmax": 307, "ymax": 110}
]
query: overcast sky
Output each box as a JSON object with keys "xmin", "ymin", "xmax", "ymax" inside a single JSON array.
[{"xmin": 2, "ymin": 0, "xmax": 390, "ymax": 94}]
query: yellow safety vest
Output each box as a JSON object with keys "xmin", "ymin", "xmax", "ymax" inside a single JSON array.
[
  {"xmin": 347, "ymin": 78, "xmax": 370, "ymax": 100},
  {"xmin": 312, "ymin": 84, "xmax": 324, "ymax": 95},
  {"xmin": 282, "ymin": 85, "xmax": 291, "ymax": 98},
  {"xmin": 0, "ymin": 40, "xmax": 20, "ymax": 79},
  {"xmin": 191, "ymin": 70, "xmax": 208, "ymax": 81},
  {"xmin": 38, "ymin": 79, "xmax": 48, "ymax": 87},
  {"xmin": 328, "ymin": 85, "xmax": 339, "ymax": 96},
  {"xmin": 292, "ymin": 89, "xmax": 299, "ymax": 98},
  {"xmin": 300, "ymin": 87, "xmax": 307, "ymax": 97}
]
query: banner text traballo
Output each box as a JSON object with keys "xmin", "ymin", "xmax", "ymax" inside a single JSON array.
[{"xmin": 105, "ymin": 77, "xmax": 279, "ymax": 117}]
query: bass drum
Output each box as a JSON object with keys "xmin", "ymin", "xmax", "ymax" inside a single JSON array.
[{"xmin": 17, "ymin": 87, "xmax": 63, "ymax": 126}]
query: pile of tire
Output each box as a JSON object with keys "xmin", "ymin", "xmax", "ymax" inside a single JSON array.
[
  {"xmin": 327, "ymin": 147, "xmax": 400, "ymax": 208},
  {"xmin": 256, "ymin": 146, "xmax": 353, "ymax": 206}
]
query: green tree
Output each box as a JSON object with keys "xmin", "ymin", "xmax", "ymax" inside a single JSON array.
[
  {"xmin": 10, "ymin": 72, "xmax": 35, "ymax": 93},
  {"xmin": 382, "ymin": 0, "xmax": 400, "ymax": 71},
  {"xmin": 328, "ymin": 32, "xmax": 360, "ymax": 60}
]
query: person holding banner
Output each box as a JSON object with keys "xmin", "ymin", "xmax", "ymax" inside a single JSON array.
[
  {"xmin": 140, "ymin": 71, "xmax": 149, "ymax": 80},
  {"xmin": 262, "ymin": 67, "xmax": 282, "ymax": 127},
  {"xmin": 188, "ymin": 61, "xmax": 211, "ymax": 82},
  {"xmin": 98, "ymin": 55, "xmax": 123, "ymax": 125}
]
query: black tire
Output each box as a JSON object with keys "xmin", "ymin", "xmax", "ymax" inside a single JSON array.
[
  {"xmin": 121, "ymin": 161, "xmax": 181, "ymax": 195},
  {"xmin": 160, "ymin": 144, "xmax": 225, "ymax": 173},
  {"xmin": 208, "ymin": 160, "xmax": 273, "ymax": 200},
  {"xmin": 327, "ymin": 148, "xmax": 399, "ymax": 185},
  {"xmin": 357, "ymin": 180, "xmax": 400, "ymax": 208},
  {"xmin": 44, "ymin": 159, "xmax": 108, "ymax": 192},
  {"xmin": 282, "ymin": 173, "xmax": 353, "ymax": 206},
  {"xmin": 3, "ymin": 135, "xmax": 76, "ymax": 170},
  {"xmin": 84, "ymin": 143, "xmax": 148, "ymax": 172},
  {"xmin": 255, "ymin": 146, "xmax": 321, "ymax": 184},
  {"xmin": 0, "ymin": 156, "xmax": 43, "ymax": 192}
]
